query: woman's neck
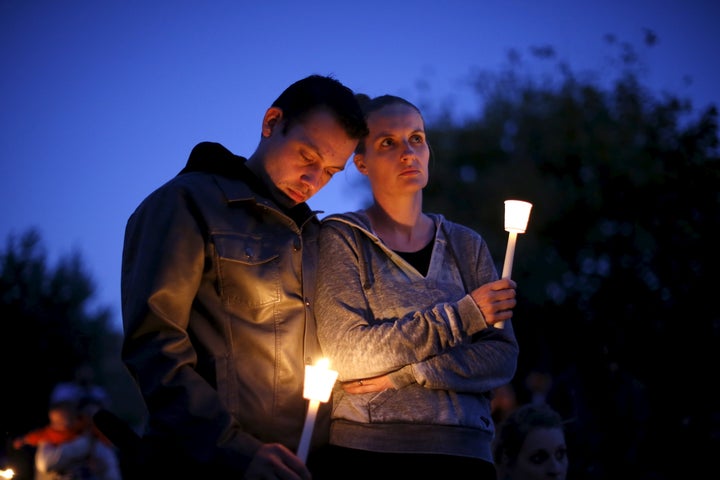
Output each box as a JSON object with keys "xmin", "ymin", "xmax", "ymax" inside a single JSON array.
[{"xmin": 365, "ymin": 200, "xmax": 434, "ymax": 252}]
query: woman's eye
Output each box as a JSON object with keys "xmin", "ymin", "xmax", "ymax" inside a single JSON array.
[{"xmin": 529, "ymin": 451, "xmax": 550, "ymax": 465}]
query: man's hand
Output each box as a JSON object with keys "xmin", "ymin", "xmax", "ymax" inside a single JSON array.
[{"xmin": 244, "ymin": 443, "xmax": 311, "ymax": 480}]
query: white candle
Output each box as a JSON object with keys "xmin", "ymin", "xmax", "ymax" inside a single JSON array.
[
  {"xmin": 501, "ymin": 230, "xmax": 519, "ymax": 280},
  {"xmin": 497, "ymin": 200, "xmax": 532, "ymax": 329},
  {"xmin": 296, "ymin": 358, "xmax": 338, "ymax": 463}
]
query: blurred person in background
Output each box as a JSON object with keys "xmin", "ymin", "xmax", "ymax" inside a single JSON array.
[
  {"xmin": 14, "ymin": 400, "xmax": 121, "ymax": 480},
  {"xmin": 493, "ymin": 402, "xmax": 568, "ymax": 480}
]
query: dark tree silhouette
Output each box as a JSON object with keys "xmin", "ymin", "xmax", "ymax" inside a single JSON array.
[
  {"xmin": 413, "ymin": 36, "xmax": 719, "ymax": 479},
  {"xmin": 0, "ymin": 228, "xmax": 143, "ymax": 480}
]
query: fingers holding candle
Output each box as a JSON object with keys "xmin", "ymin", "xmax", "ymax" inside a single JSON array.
[
  {"xmin": 470, "ymin": 278, "xmax": 517, "ymax": 327},
  {"xmin": 245, "ymin": 443, "xmax": 310, "ymax": 479}
]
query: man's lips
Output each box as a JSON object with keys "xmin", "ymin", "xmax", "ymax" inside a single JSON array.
[{"xmin": 285, "ymin": 187, "xmax": 307, "ymax": 203}]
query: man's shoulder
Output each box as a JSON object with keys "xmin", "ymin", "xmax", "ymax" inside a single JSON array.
[{"xmin": 180, "ymin": 142, "xmax": 248, "ymax": 177}]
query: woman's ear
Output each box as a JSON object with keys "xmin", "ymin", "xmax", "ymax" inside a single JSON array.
[
  {"xmin": 354, "ymin": 154, "xmax": 368, "ymax": 175},
  {"xmin": 261, "ymin": 107, "xmax": 283, "ymax": 137}
]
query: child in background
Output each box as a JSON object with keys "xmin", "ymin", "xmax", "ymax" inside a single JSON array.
[
  {"xmin": 14, "ymin": 400, "xmax": 122, "ymax": 480},
  {"xmin": 12, "ymin": 401, "xmax": 82, "ymax": 450}
]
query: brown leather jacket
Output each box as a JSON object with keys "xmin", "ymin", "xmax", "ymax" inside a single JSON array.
[{"xmin": 121, "ymin": 142, "xmax": 328, "ymax": 475}]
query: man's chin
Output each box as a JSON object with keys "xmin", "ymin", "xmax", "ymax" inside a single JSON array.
[
  {"xmin": 284, "ymin": 188, "xmax": 309, "ymax": 205},
  {"xmin": 271, "ymin": 190, "xmax": 301, "ymax": 208}
]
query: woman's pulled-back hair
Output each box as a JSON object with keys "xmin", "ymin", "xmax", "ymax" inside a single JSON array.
[{"xmin": 353, "ymin": 94, "xmax": 424, "ymax": 154}]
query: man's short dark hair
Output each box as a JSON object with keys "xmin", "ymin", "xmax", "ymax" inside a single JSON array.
[{"xmin": 271, "ymin": 75, "xmax": 368, "ymax": 140}]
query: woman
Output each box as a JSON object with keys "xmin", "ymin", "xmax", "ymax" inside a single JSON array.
[
  {"xmin": 314, "ymin": 94, "xmax": 520, "ymax": 478},
  {"xmin": 493, "ymin": 403, "xmax": 569, "ymax": 480}
]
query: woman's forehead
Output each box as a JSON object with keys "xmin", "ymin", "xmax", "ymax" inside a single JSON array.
[{"xmin": 368, "ymin": 104, "xmax": 424, "ymax": 131}]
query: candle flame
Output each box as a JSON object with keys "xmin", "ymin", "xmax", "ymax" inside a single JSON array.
[{"xmin": 303, "ymin": 358, "xmax": 338, "ymax": 402}]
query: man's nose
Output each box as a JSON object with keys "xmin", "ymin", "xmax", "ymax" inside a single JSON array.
[{"xmin": 302, "ymin": 166, "xmax": 322, "ymax": 191}]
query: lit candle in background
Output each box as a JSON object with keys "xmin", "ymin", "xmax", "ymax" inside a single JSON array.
[
  {"xmin": 498, "ymin": 199, "xmax": 533, "ymax": 329},
  {"xmin": 0, "ymin": 468, "xmax": 15, "ymax": 479},
  {"xmin": 296, "ymin": 357, "xmax": 338, "ymax": 463}
]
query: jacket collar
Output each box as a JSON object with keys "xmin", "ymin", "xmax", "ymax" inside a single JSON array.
[{"xmin": 181, "ymin": 141, "xmax": 317, "ymax": 226}]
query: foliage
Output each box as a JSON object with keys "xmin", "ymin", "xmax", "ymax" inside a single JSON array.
[
  {"xmin": 0, "ymin": 229, "xmax": 143, "ymax": 439},
  {"xmin": 417, "ymin": 36, "xmax": 719, "ymax": 479}
]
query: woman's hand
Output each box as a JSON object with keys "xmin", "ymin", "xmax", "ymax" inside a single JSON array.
[
  {"xmin": 470, "ymin": 278, "xmax": 517, "ymax": 326},
  {"xmin": 341, "ymin": 374, "xmax": 394, "ymax": 394}
]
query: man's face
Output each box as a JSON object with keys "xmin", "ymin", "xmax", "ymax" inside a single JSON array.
[{"xmin": 258, "ymin": 107, "xmax": 357, "ymax": 208}]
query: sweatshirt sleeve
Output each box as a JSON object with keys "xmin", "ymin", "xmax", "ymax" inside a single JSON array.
[
  {"xmin": 315, "ymin": 221, "xmax": 483, "ymax": 380},
  {"xmin": 388, "ymin": 221, "xmax": 520, "ymax": 392},
  {"xmin": 394, "ymin": 323, "xmax": 519, "ymax": 392}
]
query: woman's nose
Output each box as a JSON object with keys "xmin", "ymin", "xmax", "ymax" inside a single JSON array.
[{"xmin": 401, "ymin": 140, "xmax": 415, "ymax": 161}]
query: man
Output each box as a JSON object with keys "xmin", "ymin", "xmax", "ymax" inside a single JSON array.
[{"xmin": 119, "ymin": 75, "xmax": 367, "ymax": 478}]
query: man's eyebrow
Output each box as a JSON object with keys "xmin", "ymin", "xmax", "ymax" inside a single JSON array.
[{"xmin": 298, "ymin": 138, "xmax": 323, "ymax": 159}]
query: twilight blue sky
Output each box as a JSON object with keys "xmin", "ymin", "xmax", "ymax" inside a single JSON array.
[{"xmin": 1, "ymin": 0, "xmax": 718, "ymax": 329}]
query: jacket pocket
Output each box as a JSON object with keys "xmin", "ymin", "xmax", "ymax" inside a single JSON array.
[{"xmin": 214, "ymin": 233, "xmax": 280, "ymax": 308}]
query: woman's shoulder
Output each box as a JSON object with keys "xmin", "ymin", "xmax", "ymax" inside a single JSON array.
[
  {"xmin": 319, "ymin": 210, "xmax": 384, "ymax": 250},
  {"xmin": 432, "ymin": 213, "xmax": 484, "ymax": 241},
  {"xmin": 321, "ymin": 210, "xmax": 370, "ymax": 230}
]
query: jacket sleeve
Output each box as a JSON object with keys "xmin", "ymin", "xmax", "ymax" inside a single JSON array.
[
  {"xmin": 315, "ymin": 221, "xmax": 487, "ymax": 381},
  {"xmin": 121, "ymin": 183, "xmax": 259, "ymax": 474}
]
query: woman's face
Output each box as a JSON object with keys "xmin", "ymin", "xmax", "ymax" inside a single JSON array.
[
  {"xmin": 507, "ymin": 427, "xmax": 568, "ymax": 480},
  {"xmin": 354, "ymin": 103, "xmax": 429, "ymax": 197}
]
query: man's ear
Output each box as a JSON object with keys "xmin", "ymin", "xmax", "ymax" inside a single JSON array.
[
  {"xmin": 262, "ymin": 107, "xmax": 283, "ymax": 137},
  {"xmin": 354, "ymin": 154, "xmax": 368, "ymax": 175}
]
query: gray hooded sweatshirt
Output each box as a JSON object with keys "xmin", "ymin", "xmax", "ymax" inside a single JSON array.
[{"xmin": 315, "ymin": 211, "xmax": 519, "ymax": 462}]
